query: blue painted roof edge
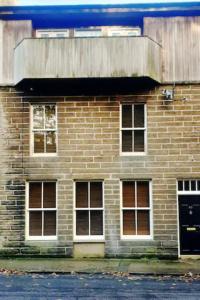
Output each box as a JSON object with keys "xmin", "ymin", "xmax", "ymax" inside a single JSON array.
[{"xmin": 2, "ymin": 2, "xmax": 200, "ymax": 9}]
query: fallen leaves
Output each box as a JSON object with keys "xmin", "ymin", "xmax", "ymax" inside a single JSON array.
[
  {"xmin": 0, "ymin": 267, "xmax": 200, "ymax": 284},
  {"xmin": 0, "ymin": 268, "xmax": 25, "ymax": 276},
  {"xmin": 180, "ymin": 272, "xmax": 200, "ymax": 283}
]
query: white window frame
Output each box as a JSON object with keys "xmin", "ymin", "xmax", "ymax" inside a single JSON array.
[
  {"xmin": 25, "ymin": 181, "xmax": 57, "ymax": 241},
  {"xmin": 30, "ymin": 104, "xmax": 57, "ymax": 157},
  {"xmin": 120, "ymin": 180, "xmax": 153, "ymax": 240},
  {"xmin": 177, "ymin": 179, "xmax": 200, "ymax": 195},
  {"xmin": 120, "ymin": 103, "xmax": 147, "ymax": 156},
  {"xmin": 73, "ymin": 181, "xmax": 104, "ymax": 242},
  {"xmin": 36, "ymin": 29, "xmax": 70, "ymax": 38}
]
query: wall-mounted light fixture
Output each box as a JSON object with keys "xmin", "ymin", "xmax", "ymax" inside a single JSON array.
[{"xmin": 162, "ymin": 89, "xmax": 174, "ymax": 101}]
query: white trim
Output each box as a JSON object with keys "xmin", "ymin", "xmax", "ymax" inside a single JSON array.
[
  {"xmin": 26, "ymin": 181, "xmax": 57, "ymax": 241},
  {"xmin": 31, "ymin": 153, "xmax": 58, "ymax": 157},
  {"xmin": 120, "ymin": 103, "xmax": 147, "ymax": 156},
  {"xmin": 177, "ymin": 191, "xmax": 200, "ymax": 195},
  {"xmin": 88, "ymin": 182, "xmax": 91, "ymax": 236},
  {"xmin": 135, "ymin": 181, "xmax": 137, "ymax": 234},
  {"xmin": 120, "ymin": 180, "xmax": 153, "ymax": 240},
  {"xmin": 119, "ymin": 104, "xmax": 122, "ymax": 155},
  {"xmin": 42, "ymin": 182, "xmax": 44, "ymax": 236},
  {"xmin": 121, "ymin": 236, "xmax": 153, "ymax": 241},
  {"xmin": 73, "ymin": 180, "xmax": 76, "ymax": 241},
  {"xmin": 73, "ymin": 236, "xmax": 105, "ymax": 242},
  {"xmin": 73, "ymin": 180, "xmax": 104, "ymax": 241},
  {"xmin": 25, "ymin": 181, "xmax": 29, "ymax": 241},
  {"xmin": 144, "ymin": 104, "xmax": 148, "ymax": 154},
  {"xmin": 122, "ymin": 207, "xmax": 150, "ymax": 210},
  {"xmin": 176, "ymin": 180, "xmax": 181, "ymax": 258},
  {"xmin": 120, "ymin": 152, "xmax": 147, "ymax": 156},
  {"xmin": 149, "ymin": 180, "xmax": 153, "ymax": 238},
  {"xmin": 30, "ymin": 104, "xmax": 57, "ymax": 157}
]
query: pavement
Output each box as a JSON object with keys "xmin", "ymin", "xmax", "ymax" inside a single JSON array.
[
  {"xmin": 0, "ymin": 258, "xmax": 200, "ymax": 275},
  {"xmin": 0, "ymin": 273, "xmax": 200, "ymax": 299}
]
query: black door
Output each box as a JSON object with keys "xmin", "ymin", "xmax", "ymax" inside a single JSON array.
[{"xmin": 179, "ymin": 195, "xmax": 200, "ymax": 254}]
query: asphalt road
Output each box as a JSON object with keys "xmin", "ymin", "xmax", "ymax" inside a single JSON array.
[{"xmin": 0, "ymin": 273, "xmax": 199, "ymax": 299}]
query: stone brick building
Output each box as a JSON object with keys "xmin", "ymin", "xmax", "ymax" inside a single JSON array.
[{"xmin": 0, "ymin": 1, "xmax": 200, "ymax": 258}]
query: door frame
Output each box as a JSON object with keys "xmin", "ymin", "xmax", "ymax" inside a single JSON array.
[{"xmin": 177, "ymin": 180, "xmax": 200, "ymax": 257}]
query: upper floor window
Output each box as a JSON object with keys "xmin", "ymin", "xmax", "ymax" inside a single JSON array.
[
  {"xmin": 36, "ymin": 29, "xmax": 69, "ymax": 38},
  {"xmin": 74, "ymin": 181, "xmax": 104, "ymax": 241},
  {"xmin": 121, "ymin": 180, "xmax": 152, "ymax": 239},
  {"xmin": 35, "ymin": 26, "xmax": 141, "ymax": 39},
  {"xmin": 74, "ymin": 27, "xmax": 102, "ymax": 37},
  {"xmin": 121, "ymin": 104, "xmax": 146, "ymax": 154},
  {"xmin": 107, "ymin": 26, "xmax": 141, "ymax": 37},
  {"xmin": 26, "ymin": 181, "xmax": 57, "ymax": 240},
  {"xmin": 31, "ymin": 104, "xmax": 57, "ymax": 156}
]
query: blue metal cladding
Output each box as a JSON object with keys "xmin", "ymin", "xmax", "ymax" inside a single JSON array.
[{"xmin": 1, "ymin": 1, "xmax": 200, "ymax": 28}]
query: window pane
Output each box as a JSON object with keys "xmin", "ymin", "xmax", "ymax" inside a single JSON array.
[
  {"xmin": 134, "ymin": 105, "xmax": 144, "ymax": 128},
  {"xmin": 178, "ymin": 181, "xmax": 183, "ymax": 191},
  {"xmin": 46, "ymin": 131, "xmax": 56, "ymax": 153},
  {"xmin": 90, "ymin": 211, "xmax": 103, "ymax": 235},
  {"xmin": 34, "ymin": 132, "xmax": 45, "ymax": 153},
  {"xmin": 76, "ymin": 211, "xmax": 89, "ymax": 235},
  {"xmin": 90, "ymin": 182, "xmax": 102, "ymax": 208},
  {"xmin": 198, "ymin": 181, "xmax": 200, "ymax": 191},
  {"xmin": 191, "ymin": 180, "xmax": 196, "ymax": 191},
  {"xmin": 41, "ymin": 33, "xmax": 49, "ymax": 37},
  {"xmin": 137, "ymin": 181, "xmax": 149, "ymax": 207},
  {"xmin": 43, "ymin": 182, "xmax": 56, "ymax": 208},
  {"xmin": 123, "ymin": 182, "xmax": 135, "ymax": 207},
  {"xmin": 45, "ymin": 105, "xmax": 56, "ymax": 129},
  {"xmin": 29, "ymin": 211, "xmax": 42, "ymax": 236},
  {"xmin": 122, "ymin": 105, "xmax": 132, "ymax": 128},
  {"xmin": 184, "ymin": 181, "xmax": 189, "ymax": 191},
  {"xmin": 33, "ymin": 105, "xmax": 44, "ymax": 129},
  {"xmin": 76, "ymin": 182, "xmax": 88, "ymax": 208},
  {"xmin": 122, "ymin": 130, "xmax": 132, "ymax": 152},
  {"xmin": 56, "ymin": 33, "xmax": 65, "ymax": 37},
  {"xmin": 123, "ymin": 210, "xmax": 136, "ymax": 235},
  {"xmin": 44, "ymin": 211, "xmax": 56, "ymax": 236},
  {"xmin": 29, "ymin": 182, "xmax": 42, "ymax": 208},
  {"xmin": 137, "ymin": 211, "xmax": 150, "ymax": 235},
  {"xmin": 134, "ymin": 130, "xmax": 144, "ymax": 152}
]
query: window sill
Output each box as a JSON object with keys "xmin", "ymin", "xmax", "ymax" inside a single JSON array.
[
  {"xmin": 31, "ymin": 153, "xmax": 57, "ymax": 157},
  {"xmin": 74, "ymin": 236, "xmax": 105, "ymax": 243},
  {"xmin": 121, "ymin": 235, "xmax": 153, "ymax": 241},
  {"xmin": 26, "ymin": 236, "xmax": 57, "ymax": 241},
  {"xmin": 120, "ymin": 152, "xmax": 147, "ymax": 156}
]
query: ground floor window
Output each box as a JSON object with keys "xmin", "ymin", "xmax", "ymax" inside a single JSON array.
[
  {"xmin": 26, "ymin": 181, "xmax": 57, "ymax": 240},
  {"xmin": 121, "ymin": 180, "xmax": 152, "ymax": 239},
  {"xmin": 74, "ymin": 181, "xmax": 104, "ymax": 240}
]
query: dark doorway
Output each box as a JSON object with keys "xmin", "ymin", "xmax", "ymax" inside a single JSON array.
[{"xmin": 179, "ymin": 195, "xmax": 200, "ymax": 255}]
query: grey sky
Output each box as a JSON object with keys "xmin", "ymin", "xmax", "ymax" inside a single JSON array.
[{"xmin": 19, "ymin": 0, "xmax": 200, "ymax": 5}]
